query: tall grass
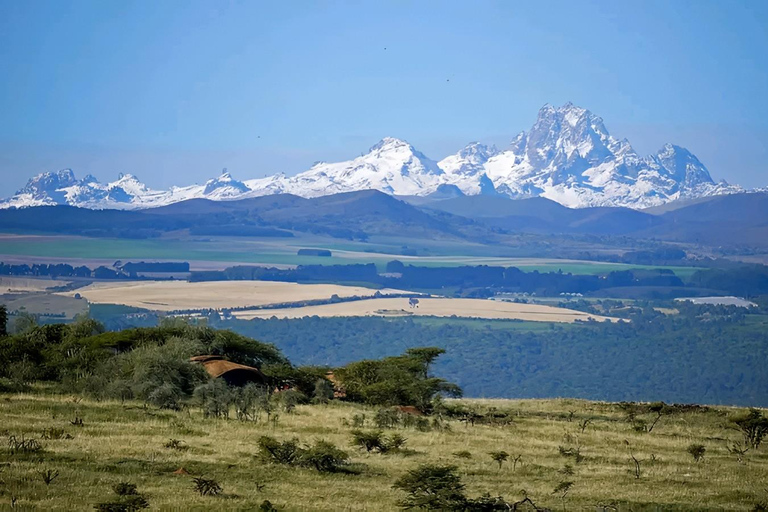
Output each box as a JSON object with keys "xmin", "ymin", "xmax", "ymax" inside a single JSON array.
[{"xmin": 0, "ymin": 391, "xmax": 766, "ymax": 510}]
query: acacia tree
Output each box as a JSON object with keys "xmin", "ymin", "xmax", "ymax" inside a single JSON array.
[
  {"xmin": 730, "ymin": 409, "xmax": 768, "ymax": 449},
  {"xmin": 392, "ymin": 464, "xmax": 467, "ymax": 510},
  {"xmin": 335, "ymin": 347, "xmax": 461, "ymax": 412},
  {"xmin": 489, "ymin": 451, "xmax": 510, "ymax": 470}
]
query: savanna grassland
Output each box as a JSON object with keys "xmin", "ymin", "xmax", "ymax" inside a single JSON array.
[{"xmin": 1, "ymin": 392, "xmax": 767, "ymax": 511}]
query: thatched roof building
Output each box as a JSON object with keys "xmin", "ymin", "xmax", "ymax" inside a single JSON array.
[{"xmin": 190, "ymin": 355, "xmax": 266, "ymax": 387}]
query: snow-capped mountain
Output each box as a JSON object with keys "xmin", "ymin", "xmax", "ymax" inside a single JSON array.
[
  {"xmin": 243, "ymin": 137, "xmax": 448, "ymax": 198},
  {"xmin": 1, "ymin": 103, "xmax": 751, "ymax": 210}
]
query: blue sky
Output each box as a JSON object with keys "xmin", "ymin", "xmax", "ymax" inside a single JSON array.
[{"xmin": 1, "ymin": 0, "xmax": 767, "ymax": 195}]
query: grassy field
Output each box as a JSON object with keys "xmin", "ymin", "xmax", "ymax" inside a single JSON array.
[
  {"xmin": 0, "ymin": 292, "xmax": 87, "ymax": 319},
  {"xmin": 0, "ymin": 233, "xmax": 704, "ymax": 276},
  {"xmin": 232, "ymin": 297, "xmax": 617, "ymax": 323},
  {"xmin": 1, "ymin": 392, "xmax": 766, "ymax": 511}
]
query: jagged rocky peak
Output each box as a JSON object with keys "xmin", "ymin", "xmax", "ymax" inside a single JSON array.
[
  {"xmin": 19, "ymin": 169, "xmax": 78, "ymax": 194},
  {"xmin": 651, "ymin": 143, "xmax": 714, "ymax": 188},
  {"xmin": 457, "ymin": 142, "xmax": 499, "ymax": 161},
  {"xmin": 522, "ymin": 102, "xmax": 618, "ymax": 167},
  {"xmin": 0, "ymin": 102, "xmax": 756, "ymax": 210},
  {"xmin": 368, "ymin": 136, "xmax": 412, "ymax": 153},
  {"xmin": 203, "ymin": 170, "xmax": 250, "ymax": 195}
]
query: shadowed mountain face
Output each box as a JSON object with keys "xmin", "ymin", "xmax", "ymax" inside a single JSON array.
[{"xmin": 1, "ymin": 104, "xmax": 755, "ymax": 211}]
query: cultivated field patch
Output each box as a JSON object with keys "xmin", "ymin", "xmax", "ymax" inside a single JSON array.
[
  {"xmin": 233, "ymin": 297, "xmax": 617, "ymax": 323},
  {"xmin": 59, "ymin": 280, "xmax": 412, "ymax": 311}
]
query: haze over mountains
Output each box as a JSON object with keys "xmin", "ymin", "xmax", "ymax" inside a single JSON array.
[{"xmin": 2, "ymin": 103, "xmax": 756, "ymax": 210}]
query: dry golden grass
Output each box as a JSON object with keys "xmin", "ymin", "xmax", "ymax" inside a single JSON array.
[
  {"xmin": 1, "ymin": 393, "xmax": 766, "ymax": 511},
  {"xmin": 58, "ymin": 281, "xmax": 411, "ymax": 311},
  {"xmin": 233, "ymin": 297, "xmax": 617, "ymax": 323}
]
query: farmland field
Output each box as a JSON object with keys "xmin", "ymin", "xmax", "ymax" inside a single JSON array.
[
  {"xmin": 232, "ymin": 297, "xmax": 617, "ymax": 323},
  {"xmin": 59, "ymin": 281, "xmax": 412, "ymax": 311},
  {"xmin": 0, "ymin": 233, "xmax": 704, "ymax": 276},
  {"xmin": 0, "ymin": 392, "xmax": 765, "ymax": 511}
]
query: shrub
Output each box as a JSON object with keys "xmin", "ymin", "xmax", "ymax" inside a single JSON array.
[
  {"xmin": 41, "ymin": 427, "xmax": 70, "ymax": 440},
  {"xmin": 192, "ymin": 476, "xmax": 222, "ymax": 496},
  {"xmin": 37, "ymin": 468, "xmax": 59, "ymax": 485},
  {"xmin": 257, "ymin": 436, "xmax": 349, "ymax": 472},
  {"xmin": 687, "ymin": 443, "xmax": 706, "ymax": 462},
  {"xmin": 94, "ymin": 482, "xmax": 149, "ymax": 511},
  {"xmin": 113, "ymin": 483, "xmax": 139, "ymax": 496},
  {"xmin": 351, "ymin": 430, "xmax": 385, "ymax": 452},
  {"xmin": 374, "ymin": 408, "xmax": 400, "ymax": 429},
  {"xmin": 301, "ymin": 440, "xmax": 349, "ymax": 472},
  {"xmin": 259, "ymin": 500, "xmax": 279, "ymax": 512},
  {"xmin": 387, "ymin": 433, "xmax": 407, "ymax": 451},
  {"xmin": 164, "ymin": 439, "xmax": 187, "ymax": 451},
  {"xmin": 258, "ymin": 436, "xmax": 301, "ymax": 466},
  {"xmin": 351, "ymin": 430, "xmax": 407, "ymax": 454},
  {"xmin": 393, "ymin": 464, "xmax": 467, "ymax": 510},
  {"xmin": 7, "ymin": 434, "xmax": 43, "ymax": 454}
]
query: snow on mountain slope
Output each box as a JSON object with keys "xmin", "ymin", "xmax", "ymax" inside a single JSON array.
[
  {"xmin": 1, "ymin": 104, "xmax": 751, "ymax": 210},
  {"xmin": 272, "ymin": 137, "xmax": 447, "ymax": 198},
  {"xmin": 482, "ymin": 103, "xmax": 742, "ymax": 208}
]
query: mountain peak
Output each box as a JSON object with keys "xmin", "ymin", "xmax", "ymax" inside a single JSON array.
[
  {"xmin": 0, "ymin": 104, "xmax": 753, "ymax": 210},
  {"xmin": 203, "ymin": 171, "xmax": 250, "ymax": 195},
  {"xmin": 368, "ymin": 137, "xmax": 412, "ymax": 153},
  {"xmin": 18, "ymin": 169, "xmax": 78, "ymax": 195}
]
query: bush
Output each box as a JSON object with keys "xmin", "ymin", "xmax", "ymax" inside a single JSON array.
[
  {"xmin": 393, "ymin": 464, "xmax": 467, "ymax": 510},
  {"xmin": 351, "ymin": 430, "xmax": 385, "ymax": 452},
  {"xmin": 687, "ymin": 443, "xmax": 706, "ymax": 462},
  {"xmin": 192, "ymin": 477, "xmax": 222, "ymax": 496},
  {"xmin": 258, "ymin": 436, "xmax": 301, "ymax": 466},
  {"xmin": 258, "ymin": 436, "xmax": 349, "ymax": 472},
  {"xmin": 94, "ymin": 482, "xmax": 149, "ymax": 511},
  {"xmin": 301, "ymin": 440, "xmax": 349, "ymax": 472}
]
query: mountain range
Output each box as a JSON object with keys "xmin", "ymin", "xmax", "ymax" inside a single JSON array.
[{"xmin": 1, "ymin": 103, "xmax": 754, "ymax": 210}]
